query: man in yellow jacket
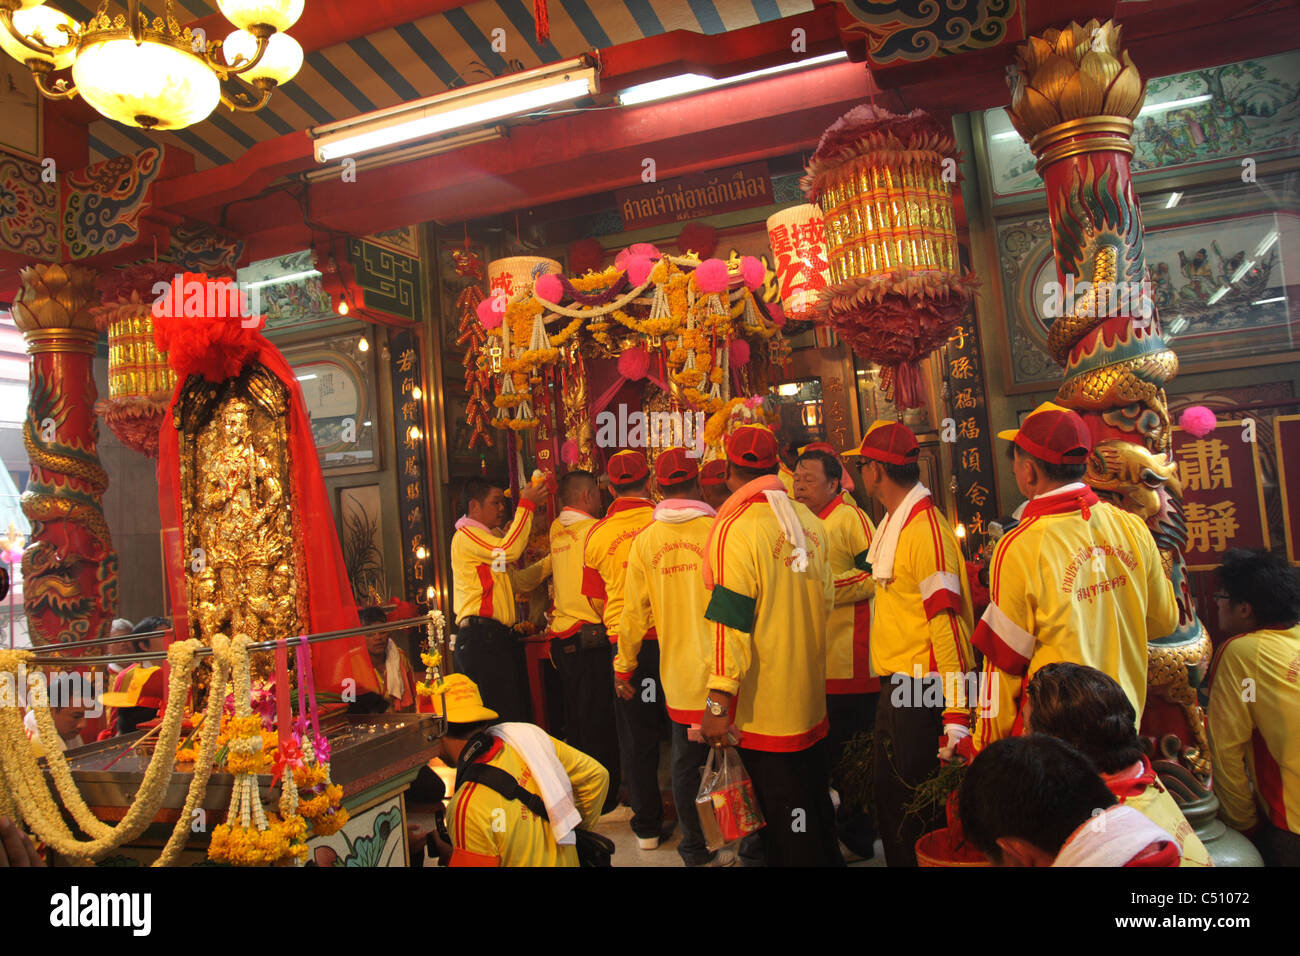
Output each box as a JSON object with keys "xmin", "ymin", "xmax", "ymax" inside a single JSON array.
[
  {"xmin": 793, "ymin": 446, "xmax": 878, "ymax": 859},
  {"xmin": 971, "ymin": 403, "xmax": 1177, "ymax": 751},
  {"xmin": 1208, "ymin": 548, "xmax": 1300, "ymax": 866},
  {"xmin": 699, "ymin": 459, "xmax": 730, "ymax": 512},
  {"xmin": 1024, "ymin": 662, "xmax": 1212, "ymax": 866},
  {"xmin": 618, "ymin": 448, "xmax": 717, "ymax": 865},
  {"xmin": 701, "ymin": 425, "xmax": 843, "ymax": 866},
  {"xmin": 437, "ymin": 674, "xmax": 609, "ymax": 867},
  {"xmin": 582, "ymin": 450, "xmax": 664, "ymax": 848},
  {"xmin": 547, "ymin": 469, "xmax": 620, "ymax": 813},
  {"xmin": 450, "ymin": 476, "xmax": 550, "ymax": 723},
  {"xmin": 851, "ymin": 420, "xmax": 975, "ymax": 867}
]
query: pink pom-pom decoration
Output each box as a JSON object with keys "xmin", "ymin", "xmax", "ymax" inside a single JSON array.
[
  {"xmin": 534, "ymin": 273, "xmax": 563, "ymax": 304},
  {"xmin": 629, "ymin": 242, "xmax": 660, "ymax": 259},
  {"xmin": 1179, "ymin": 405, "xmax": 1217, "ymax": 438},
  {"xmin": 729, "ymin": 339, "xmax": 751, "ymax": 367},
  {"xmin": 561, "ymin": 439, "xmax": 579, "ymax": 466},
  {"xmin": 771, "ymin": 305, "xmax": 787, "ymax": 328},
  {"xmin": 477, "ymin": 297, "xmax": 504, "ymax": 329},
  {"xmin": 694, "ymin": 258, "xmax": 729, "ymax": 294},
  {"xmin": 618, "ymin": 344, "xmax": 650, "ymax": 381},
  {"xmin": 626, "ymin": 255, "xmax": 654, "ymax": 287},
  {"xmin": 741, "ymin": 256, "xmax": 764, "ymax": 290}
]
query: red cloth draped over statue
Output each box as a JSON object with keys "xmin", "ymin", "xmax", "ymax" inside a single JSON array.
[{"xmin": 153, "ymin": 274, "xmax": 376, "ymax": 696}]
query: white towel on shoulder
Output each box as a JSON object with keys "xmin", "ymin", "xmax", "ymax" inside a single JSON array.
[
  {"xmin": 763, "ymin": 491, "xmax": 808, "ymax": 572},
  {"xmin": 866, "ymin": 482, "xmax": 931, "ymax": 584},
  {"xmin": 1052, "ymin": 805, "xmax": 1178, "ymax": 867},
  {"xmin": 488, "ymin": 722, "xmax": 582, "ymax": 845}
]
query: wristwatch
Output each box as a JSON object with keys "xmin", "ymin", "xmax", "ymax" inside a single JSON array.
[{"xmin": 705, "ymin": 696, "xmax": 726, "ymax": 717}]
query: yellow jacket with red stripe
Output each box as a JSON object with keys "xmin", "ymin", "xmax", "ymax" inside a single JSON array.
[
  {"xmin": 1208, "ymin": 623, "xmax": 1300, "ymax": 835},
  {"xmin": 447, "ymin": 734, "xmax": 609, "ymax": 867},
  {"xmin": 869, "ymin": 496, "xmax": 975, "ymax": 724},
  {"xmin": 450, "ymin": 499, "xmax": 537, "ymax": 627},
  {"xmin": 548, "ymin": 508, "xmax": 601, "ymax": 639},
  {"xmin": 819, "ymin": 496, "xmax": 877, "ymax": 694},
  {"xmin": 704, "ymin": 493, "xmax": 833, "ymax": 751},
  {"xmin": 582, "ymin": 497, "xmax": 655, "ymax": 642},
  {"xmin": 972, "ymin": 486, "xmax": 1177, "ymax": 751},
  {"xmin": 1105, "ymin": 758, "xmax": 1213, "ymax": 867},
  {"xmin": 617, "ymin": 501, "xmax": 715, "ymax": 723}
]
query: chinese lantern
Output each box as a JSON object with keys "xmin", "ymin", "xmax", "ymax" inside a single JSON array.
[
  {"xmin": 487, "ymin": 256, "xmax": 562, "ymax": 305},
  {"xmin": 766, "ymin": 204, "xmax": 835, "ymax": 346},
  {"xmin": 802, "ymin": 105, "xmax": 977, "ymax": 408},
  {"xmin": 92, "ymin": 263, "xmax": 179, "ymax": 457}
]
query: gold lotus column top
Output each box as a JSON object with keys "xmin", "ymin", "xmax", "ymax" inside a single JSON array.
[
  {"xmin": 1006, "ymin": 19, "xmax": 1146, "ymax": 168},
  {"xmin": 12, "ymin": 263, "xmax": 101, "ymax": 354}
]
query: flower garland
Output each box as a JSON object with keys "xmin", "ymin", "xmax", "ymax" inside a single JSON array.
[
  {"xmin": 208, "ymin": 635, "xmax": 307, "ymax": 866},
  {"xmin": 0, "ymin": 640, "xmax": 204, "ymax": 864}
]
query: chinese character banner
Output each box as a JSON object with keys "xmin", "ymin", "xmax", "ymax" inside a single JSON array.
[
  {"xmin": 1172, "ymin": 420, "xmax": 1270, "ymax": 570},
  {"xmin": 1274, "ymin": 415, "xmax": 1300, "ymax": 565}
]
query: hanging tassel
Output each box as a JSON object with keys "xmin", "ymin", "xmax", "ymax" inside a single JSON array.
[
  {"xmin": 534, "ymin": 0, "xmax": 550, "ymax": 42},
  {"xmin": 529, "ymin": 310, "xmax": 550, "ymax": 352}
]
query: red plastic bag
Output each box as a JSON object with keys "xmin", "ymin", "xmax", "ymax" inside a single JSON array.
[{"xmin": 695, "ymin": 746, "xmax": 765, "ymax": 850}]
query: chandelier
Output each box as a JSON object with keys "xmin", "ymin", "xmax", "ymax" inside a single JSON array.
[{"xmin": 0, "ymin": 0, "xmax": 304, "ymax": 130}]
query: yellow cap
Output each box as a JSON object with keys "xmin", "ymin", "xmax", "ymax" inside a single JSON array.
[
  {"xmin": 100, "ymin": 666, "xmax": 163, "ymax": 708},
  {"xmin": 428, "ymin": 673, "xmax": 499, "ymax": 723}
]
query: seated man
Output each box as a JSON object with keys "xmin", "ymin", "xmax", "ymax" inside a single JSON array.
[
  {"xmin": 958, "ymin": 735, "xmax": 1181, "ymax": 867},
  {"xmin": 435, "ymin": 674, "xmax": 609, "ymax": 867},
  {"xmin": 24, "ymin": 672, "xmax": 96, "ymax": 755},
  {"xmin": 357, "ymin": 606, "xmax": 417, "ymax": 713},
  {"xmin": 1208, "ymin": 548, "xmax": 1300, "ymax": 867},
  {"xmin": 1023, "ymin": 662, "xmax": 1211, "ymax": 866}
]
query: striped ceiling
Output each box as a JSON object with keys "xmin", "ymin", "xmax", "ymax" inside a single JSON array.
[{"xmin": 76, "ymin": 0, "xmax": 814, "ymax": 170}]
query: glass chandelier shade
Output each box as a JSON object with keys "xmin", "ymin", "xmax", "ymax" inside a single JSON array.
[
  {"xmin": 217, "ymin": 0, "xmax": 304, "ymax": 33},
  {"xmin": 73, "ymin": 35, "xmax": 221, "ymax": 130},
  {"xmin": 0, "ymin": 5, "xmax": 76, "ymax": 69},
  {"xmin": 224, "ymin": 28, "xmax": 302, "ymax": 87}
]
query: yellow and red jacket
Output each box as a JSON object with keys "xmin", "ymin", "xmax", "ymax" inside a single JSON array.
[
  {"xmin": 617, "ymin": 500, "xmax": 715, "ymax": 723},
  {"xmin": 582, "ymin": 497, "xmax": 655, "ymax": 643},
  {"xmin": 450, "ymin": 499, "xmax": 539, "ymax": 627},
  {"xmin": 1208, "ymin": 622, "xmax": 1300, "ymax": 835},
  {"xmin": 704, "ymin": 491, "xmax": 834, "ymax": 751},
  {"xmin": 869, "ymin": 497, "xmax": 975, "ymax": 725},
  {"xmin": 547, "ymin": 508, "xmax": 601, "ymax": 639},
  {"xmin": 447, "ymin": 734, "xmax": 609, "ymax": 867},
  {"xmin": 819, "ymin": 496, "xmax": 878, "ymax": 694},
  {"xmin": 1104, "ymin": 757, "xmax": 1213, "ymax": 867},
  {"xmin": 972, "ymin": 486, "xmax": 1177, "ymax": 751}
]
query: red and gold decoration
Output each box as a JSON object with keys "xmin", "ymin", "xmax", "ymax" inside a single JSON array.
[
  {"xmin": 92, "ymin": 262, "xmax": 179, "ymax": 457},
  {"xmin": 11, "ymin": 262, "xmax": 119, "ymax": 650},
  {"xmin": 802, "ymin": 105, "xmax": 976, "ymax": 409},
  {"xmin": 452, "ymin": 248, "xmax": 493, "ymax": 453},
  {"xmin": 1005, "ymin": 19, "xmax": 1209, "ymax": 775},
  {"xmin": 766, "ymin": 203, "xmax": 832, "ymax": 344}
]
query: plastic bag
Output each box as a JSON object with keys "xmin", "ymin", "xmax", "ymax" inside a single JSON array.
[{"xmin": 695, "ymin": 746, "xmax": 765, "ymax": 850}]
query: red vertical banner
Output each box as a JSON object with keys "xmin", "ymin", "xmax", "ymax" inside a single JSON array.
[
  {"xmin": 1171, "ymin": 420, "xmax": 1270, "ymax": 570},
  {"xmin": 1274, "ymin": 415, "xmax": 1300, "ymax": 565}
]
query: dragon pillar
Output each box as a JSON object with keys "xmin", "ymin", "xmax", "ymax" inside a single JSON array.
[
  {"xmin": 1006, "ymin": 20, "xmax": 1212, "ymax": 776},
  {"xmin": 12, "ymin": 263, "xmax": 119, "ymax": 650}
]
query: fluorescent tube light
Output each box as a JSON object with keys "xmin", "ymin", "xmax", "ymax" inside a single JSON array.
[
  {"xmin": 1254, "ymin": 231, "xmax": 1279, "ymax": 257},
  {"xmin": 296, "ymin": 374, "xmax": 317, "ymax": 382},
  {"xmin": 617, "ymin": 51, "xmax": 848, "ymax": 106},
  {"xmin": 1139, "ymin": 94, "xmax": 1211, "ymax": 116},
  {"xmin": 243, "ymin": 269, "xmax": 321, "ymax": 291},
  {"xmin": 304, "ymin": 126, "xmax": 506, "ymax": 180},
  {"xmin": 1252, "ymin": 296, "xmax": 1285, "ymax": 305},
  {"xmin": 1230, "ymin": 259, "xmax": 1255, "ymax": 284},
  {"xmin": 1165, "ymin": 192, "xmax": 1182, "ymax": 208},
  {"xmin": 311, "ymin": 56, "xmax": 597, "ymax": 163},
  {"xmin": 1207, "ymin": 286, "xmax": 1229, "ymax": 305}
]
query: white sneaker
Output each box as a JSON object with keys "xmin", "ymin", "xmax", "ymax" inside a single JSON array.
[{"xmin": 636, "ymin": 835, "xmax": 661, "ymax": 850}]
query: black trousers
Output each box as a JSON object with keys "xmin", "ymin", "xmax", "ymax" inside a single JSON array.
[
  {"xmin": 826, "ymin": 691, "xmax": 878, "ymax": 857},
  {"xmin": 670, "ymin": 721, "xmax": 713, "ymax": 865},
  {"xmin": 873, "ymin": 676, "xmax": 944, "ymax": 867},
  {"xmin": 453, "ymin": 616, "xmax": 531, "ymax": 724},
  {"xmin": 615, "ymin": 640, "xmax": 666, "ymax": 838},
  {"xmin": 739, "ymin": 739, "xmax": 845, "ymax": 867},
  {"xmin": 1256, "ymin": 822, "xmax": 1300, "ymax": 867},
  {"xmin": 551, "ymin": 628, "xmax": 622, "ymax": 814}
]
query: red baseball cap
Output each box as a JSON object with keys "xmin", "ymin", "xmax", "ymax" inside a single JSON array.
[
  {"xmin": 998, "ymin": 402, "xmax": 1092, "ymax": 465},
  {"xmin": 655, "ymin": 448, "xmax": 698, "ymax": 486},
  {"xmin": 607, "ymin": 450, "xmax": 649, "ymax": 485},
  {"xmin": 726, "ymin": 425, "xmax": 779, "ymax": 470},
  {"xmin": 798, "ymin": 441, "xmax": 855, "ymax": 493},
  {"xmin": 700, "ymin": 459, "xmax": 728, "ymax": 487},
  {"xmin": 845, "ymin": 421, "xmax": 919, "ymax": 466}
]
